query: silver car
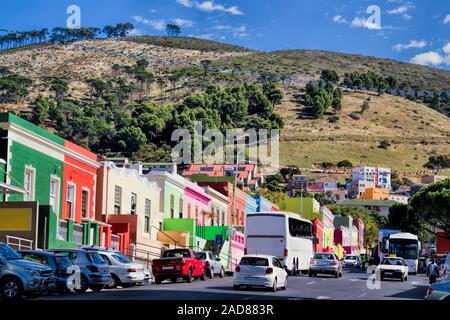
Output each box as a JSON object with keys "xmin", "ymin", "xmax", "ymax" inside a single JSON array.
[
  {"xmin": 196, "ymin": 251, "xmax": 225, "ymax": 278},
  {"xmin": 0, "ymin": 243, "xmax": 56, "ymax": 300},
  {"xmin": 343, "ymin": 254, "xmax": 361, "ymax": 268},
  {"xmin": 309, "ymin": 252, "xmax": 343, "ymax": 278},
  {"xmin": 48, "ymin": 248, "xmax": 111, "ymax": 293}
]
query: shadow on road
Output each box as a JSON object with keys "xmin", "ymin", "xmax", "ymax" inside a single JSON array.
[{"xmin": 388, "ymin": 285, "xmax": 428, "ymax": 299}]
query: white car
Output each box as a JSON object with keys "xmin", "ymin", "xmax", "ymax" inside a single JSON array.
[
  {"xmin": 233, "ymin": 255, "xmax": 288, "ymax": 292},
  {"xmin": 376, "ymin": 257, "xmax": 409, "ymax": 282},
  {"xmin": 343, "ymin": 255, "xmax": 361, "ymax": 268},
  {"xmin": 95, "ymin": 250, "xmax": 147, "ymax": 288}
]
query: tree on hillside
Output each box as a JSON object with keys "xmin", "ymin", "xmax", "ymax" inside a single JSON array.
[
  {"xmin": 409, "ymin": 179, "xmax": 450, "ymax": 239},
  {"xmin": 50, "ymin": 79, "xmax": 69, "ymax": 101},
  {"xmin": 31, "ymin": 95, "xmax": 50, "ymax": 126},
  {"xmin": 166, "ymin": 24, "xmax": 181, "ymax": 36},
  {"xmin": 321, "ymin": 69, "xmax": 340, "ymax": 84}
]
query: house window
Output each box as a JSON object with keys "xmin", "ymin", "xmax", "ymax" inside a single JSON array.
[
  {"xmin": 195, "ymin": 206, "xmax": 199, "ymax": 222},
  {"xmin": 81, "ymin": 189, "xmax": 89, "ymax": 219},
  {"xmin": 187, "ymin": 204, "xmax": 191, "ymax": 219},
  {"xmin": 144, "ymin": 198, "xmax": 151, "ymax": 233},
  {"xmin": 222, "ymin": 210, "xmax": 225, "ymax": 226},
  {"xmin": 114, "ymin": 186, "xmax": 122, "ymax": 214},
  {"xmin": 66, "ymin": 184, "xmax": 75, "ymax": 220},
  {"xmin": 170, "ymin": 194, "xmax": 175, "ymax": 218},
  {"xmin": 23, "ymin": 167, "xmax": 35, "ymax": 201},
  {"xmin": 179, "ymin": 198, "xmax": 183, "ymax": 218},
  {"xmin": 130, "ymin": 193, "xmax": 137, "ymax": 215},
  {"xmin": 49, "ymin": 177, "xmax": 60, "ymax": 216}
]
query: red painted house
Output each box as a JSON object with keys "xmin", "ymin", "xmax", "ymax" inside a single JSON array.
[
  {"xmin": 312, "ymin": 219, "xmax": 324, "ymax": 252},
  {"xmin": 62, "ymin": 140, "xmax": 105, "ymax": 244}
]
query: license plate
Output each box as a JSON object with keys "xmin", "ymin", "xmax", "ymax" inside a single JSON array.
[
  {"xmin": 245, "ymin": 277, "xmax": 259, "ymax": 280},
  {"xmin": 47, "ymin": 282, "xmax": 56, "ymax": 288},
  {"xmin": 384, "ymin": 272, "xmax": 393, "ymax": 275},
  {"xmin": 162, "ymin": 266, "xmax": 173, "ymax": 270}
]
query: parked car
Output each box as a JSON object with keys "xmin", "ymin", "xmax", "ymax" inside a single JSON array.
[
  {"xmin": 196, "ymin": 251, "xmax": 225, "ymax": 278},
  {"xmin": 18, "ymin": 250, "xmax": 73, "ymax": 293},
  {"xmin": 233, "ymin": 255, "xmax": 288, "ymax": 292},
  {"xmin": 343, "ymin": 255, "xmax": 361, "ymax": 268},
  {"xmin": 152, "ymin": 248, "xmax": 206, "ymax": 284},
  {"xmin": 0, "ymin": 243, "xmax": 56, "ymax": 300},
  {"xmin": 81, "ymin": 246, "xmax": 147, "ymax": 288},
  {"xmin": 309, "ymin": 252, "xmax": 342, "ymax": 278},
  {"xmin": 425, "ymin": 279, "xmax": 450, "ymax": 300},
  {"xmin": 48, "ymin": 248, "xmax": 111, "ymax": 293},
  {"xmin": 375, "ymin": 257, "xmax": 409, "ymax": 282}
]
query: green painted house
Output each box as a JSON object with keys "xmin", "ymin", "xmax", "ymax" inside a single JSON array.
[
  {"xmin": 277, "ymin": 196, "xmax": 322, "ymax": 220},
  {"xmin": 0, "ymin": 113, "xmax": 99, "ymax": 249}
]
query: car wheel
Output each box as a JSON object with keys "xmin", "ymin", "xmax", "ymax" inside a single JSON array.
[
  {"xmin": 405, "ymin": 276, "xmax": 408, "ymax": 281},
  {"xmin": 155, "ymin": 277, "xmax": 162, "ymax": 284},
  {"xmin": 74, "ymin": 275, "xmax": 89, "ymax": 293},
  {"xmin": 233, "ymin": 284, "xmax": 240, "ymax": 290},
  {"xmin": 89, "ymin": 284, "xmax": 104, "ymax": 292},
  {"xmin": 282, "ymin": 277, "xmax": 288, "ymax": 290},
  {"xmin": 208, "ymin": 268, "xmax": 214, "ymax": 279},
  {"xmin": 400, "ymin": 277, "xmax": 404, "ymax": 282},
  {"xmin": 335, "ymin": 272, "xmax": 339, "ymax": 278},
  {"xmin": 308, "ymin": 271, "xmax": 313, "ymax": 277},
  {"xmin": 1, "ymin": 277, "xmax": 24, "ymax": 300},
  {"xmin": 171, "ymin": 277, "xmax": 177, "ymax": 283},
  {"xmin": 108, "ymin": 274, "xmax": 120, "ymax": 289},
  {"xmin": 200, "ymin": 270, "xmax": 207, "ymax": 281},
  {"xmin": 219, "ymin": 268, "xmax": 225, "ymax": 278},
  {"xmin": 186, "ymin": 270, "xmax": 193, "ymax": 283},
  {"xmin": 271, "ymin": 278, "xmax": 277, "ymax": 292}
]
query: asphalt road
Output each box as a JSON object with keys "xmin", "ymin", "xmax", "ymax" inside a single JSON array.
[{"xmin": 39, "ymin": 268, "xmax": 430, "ymax": 300}]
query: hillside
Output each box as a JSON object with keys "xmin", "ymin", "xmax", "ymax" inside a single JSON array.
[{"xmin": 0, "ymin": 37, "xmax": 449, "ymax": 170}]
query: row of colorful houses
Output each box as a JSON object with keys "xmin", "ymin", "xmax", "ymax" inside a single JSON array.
[
  {"xmin": 0, "ymin": 113, "xmax": 282, "ymax": 271},
  {"xmin": 277, "ymin": 196, "xmax": 365, "ymax": 258}
]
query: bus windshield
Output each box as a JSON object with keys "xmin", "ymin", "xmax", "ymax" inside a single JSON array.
[{"xmin": 389, "ymin": 239, "xmax": 418, "ymax": 259}]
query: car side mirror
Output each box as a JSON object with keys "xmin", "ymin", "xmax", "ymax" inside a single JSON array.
[{"xmin": 216, "ymin": 258, "xmax": 221, "ymax": 261}]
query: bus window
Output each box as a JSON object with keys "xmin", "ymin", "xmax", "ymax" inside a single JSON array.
[{"xmin": 288, "ymin": 218, "xmax": 312, "ymax": 238}]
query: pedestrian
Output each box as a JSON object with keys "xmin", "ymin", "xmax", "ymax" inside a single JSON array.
[{"xmin": 427, "ymin": 259, "xmax": 439, "ymax": 284}]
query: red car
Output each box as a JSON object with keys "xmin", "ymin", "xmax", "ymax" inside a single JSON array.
[{"xmin": 152, "ymin": 249, "xmax": 206, "ymax": 284}]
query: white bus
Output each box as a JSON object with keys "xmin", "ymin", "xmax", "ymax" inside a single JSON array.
[
  {"xmin": 245, "ymin": 212, "xmax": 316, "ymax": 275},
  {"xmin": 386, "ymin": 232, "xmax": 421, "ymax": 274}
]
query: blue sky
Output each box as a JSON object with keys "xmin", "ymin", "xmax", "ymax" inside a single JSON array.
[{"xmin": 1, "ymin": 0, "xmax": 449, "ymax": 69}]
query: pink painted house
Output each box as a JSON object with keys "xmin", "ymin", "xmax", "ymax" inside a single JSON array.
[{"xmin": 183, "ymin": 179, "xmax": 211, "ymax": 226}]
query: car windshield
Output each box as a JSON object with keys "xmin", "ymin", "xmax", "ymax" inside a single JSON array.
[
  {"xmin": 162, "ymin": 249, "xmax": 191, "ymax": 258},
  {"xmin": 346, "ymin": 256, "xmax": 357, "ymax": 260},
  {"xmin": 240, "ymin": 257, "xmax": 269, "ymax": 266},
  {"xmin": 382, "ymin": 258, "xmax": 403, "ymax": 265},
  {"xmin": 87, "ymin": 252, "xmax": 106, "ymax": 264},
  {"xmin": 196, "ymin": 252, "xmax": 207, "ymax": 260},
  {"xmin": 0, "ymin": 244, "xmax": 22, "ymax": 260},
  {"xmin": 54, "ymin": 256, "xmax": 72, "ymax": 267},
  {"xmin": 314, "ymin": 253, "xmax": 335, "ymax": 260},
  {"xmin": 112, "ymin": 254, "xmax": 131, "ymax": 264}
]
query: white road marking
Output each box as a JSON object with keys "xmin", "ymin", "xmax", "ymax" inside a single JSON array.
[
  {"xmin": 316, "ymin": 296, "xmax": 332, "ymax": 300},
  {"xmin": 306, "ymin": 281, "xmax": 316, "ymax": 285},
  {"xmin": 358, "ymin": 293, "xmax": 367, "ymax": 297}
]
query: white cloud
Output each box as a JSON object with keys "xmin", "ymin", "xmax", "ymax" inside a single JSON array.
[
  {"xmin": 128, "ymin": 28, "xmax": 145, "ymax": 36},
  {"xmin": 388, "ymin": 6, "xmax": 410, "ymax": 14},
  {"xmin": 393, "ymin": 40, "xmax": 427, "ymax": 52},
  {"xmin": 410, "ymin": 43, "xmax": 450, "ymax": 67},
  {"xmin": 351, "ymin": 17, "xmax": 381, "ymax": 30},
  {"xmin": 333, "ymin": 15, "xmax": 348, "ymax": 24},
  {"xmin": 173, "ymin": 18, "xmax": 195, "ymax": 27},
  {"xmin": 444, "ymin": 14, "xmax": 450, "ymax": 24},
  {"xmin": 443, "ymin": 43, "xmax": 450, "ymax": 55},
  {"xmin": 132, "ymin": 16, "xmax": 166, "ymax": 31},
  {"xmin": 176, "ymin": 0, "xmax": 243, "ymax": 15},
  {"xmin": 213, "ymin": 25, "xmax": 232, "ymax": 30},
  {"xmin": 176, "ymin": 0, "xmax": 194, "ymax": 8},
  {"xmin": 410, "ymin": 51, "xmax": 445, "ymax": 66}
]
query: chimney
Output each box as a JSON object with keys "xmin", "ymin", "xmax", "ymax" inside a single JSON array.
[{"xmin": 129, "ymin": 161, "xmax": 143, "ymax": 175}]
